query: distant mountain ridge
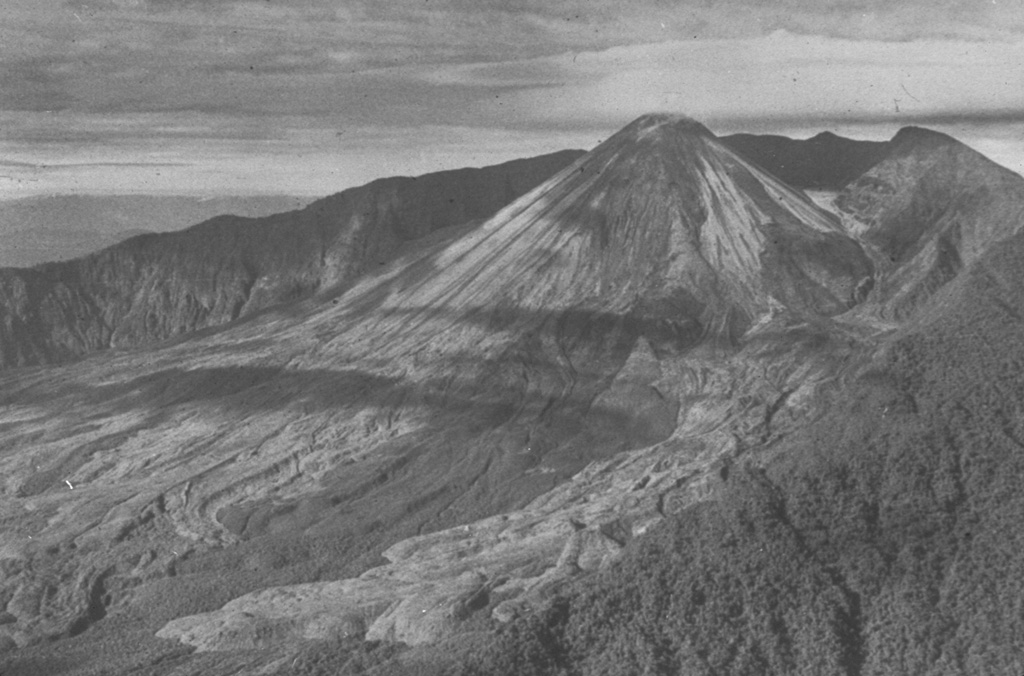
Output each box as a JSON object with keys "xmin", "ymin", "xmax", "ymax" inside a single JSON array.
[
  {"xmin": 720, "ymin": 131, "xmax": 889, "ymax": 190},
  {"xmin": 0, "ymin": 194, "xmax": 311, "ymax": 267},
  {"xmin": 0, "ymin": 150, "xmax": 584, "ymax": 369}
]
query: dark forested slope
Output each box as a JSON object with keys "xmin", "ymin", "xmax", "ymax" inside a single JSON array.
[{"xmin": 458, "ymin": 224, "xmax": 1024, "ymax": 676}]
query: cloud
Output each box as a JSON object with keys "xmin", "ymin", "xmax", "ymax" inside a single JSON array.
[
  {"xmin": 5, "ymin": 1, "xmax": 1020, "ymax": 116},
  {"xmin": 454, "ymin": 33, "xmax": 1024, "ymax": 130},
  {"xmin": 0, "ymin": 58, "xmax": 77, "ymax": 111},
  {"xmin": 5, "ymin": 0, "xmax": 1024, "ymax": 134},
  {"xmin": 0, "ymin": 108, "xmax": 600, "ymax": 199},
  {"xmin": 3, "ymin": 1, "xmax": 1024, "ymax": 200}
]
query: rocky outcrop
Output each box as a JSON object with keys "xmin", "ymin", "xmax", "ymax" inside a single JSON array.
[{"xmin": 0, "ymin": 150, "xmax": 583, "ymax": 369}]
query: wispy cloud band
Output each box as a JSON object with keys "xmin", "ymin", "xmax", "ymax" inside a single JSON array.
[{"xmin": 3, "ymin": 1, "xmax": 1024, "ymax": 197}]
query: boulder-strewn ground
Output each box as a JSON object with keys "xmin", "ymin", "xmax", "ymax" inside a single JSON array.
[{"xmin": 1, "ymin": 115, "xmax": 1022, "ymax": 676}]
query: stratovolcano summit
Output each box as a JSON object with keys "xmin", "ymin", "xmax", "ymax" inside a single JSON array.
[{"xmin": 1, "ymin": 113, "xmax": 1023, "ymax": 675}]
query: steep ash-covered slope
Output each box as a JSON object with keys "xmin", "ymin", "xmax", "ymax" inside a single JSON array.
[
  {"xmin": 836, "ymin": 127, "xmax": 1024, "ymax": 320},
  {"xmin": 317, "ymin": 114, "xmax": 872, "ymax": 353},
  {"xmin": 0, "ymin": 150, "xmax": 582, "ymax": 369},
  {"xmin": 0, "ymin": 114, "xmax": 874, "ymax": 674},
  {"xmin": 721, "ymin": 131, "xmax": 889, "ymax": 190}
]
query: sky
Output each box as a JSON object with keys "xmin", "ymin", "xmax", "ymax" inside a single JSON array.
[{"xmin": 3, "ymin": 0, "xmax": 1024, "ymax": 198}]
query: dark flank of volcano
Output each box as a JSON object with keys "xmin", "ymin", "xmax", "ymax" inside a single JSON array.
[{"xmin": 1, "ymin": 114, "xmax": 1024, "ymax": 676}]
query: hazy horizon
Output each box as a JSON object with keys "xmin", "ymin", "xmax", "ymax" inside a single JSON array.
[{"xmin": 5, "ymin": 120, "xmax": 1024, "ymax": 202}]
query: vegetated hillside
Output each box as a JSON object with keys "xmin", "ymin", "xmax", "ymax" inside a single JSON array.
[
  {"xmin": 0, "ymin": 149, "xmax": 583, "ymax": 369},
  {"xmin": 720, "ymin": 131, "xmax": 889, "ymax": 190},
  {"xmin": 456, "ymin": 209, "xmax": 1024, "ymax": 676},
  {"xmin": 0, "ymin": 194, "xmax": 310, "ymax": 267},
  {"xmin": 836, "ymin": 127, "xmax": 1024, "ymax": 320}
]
